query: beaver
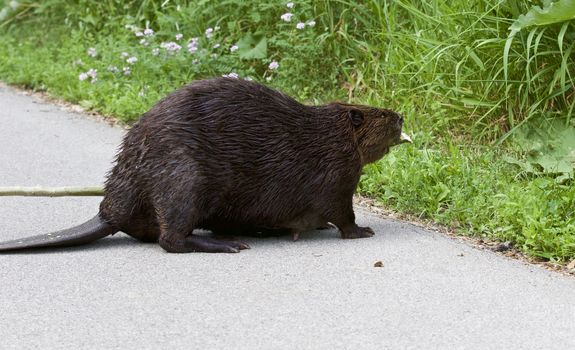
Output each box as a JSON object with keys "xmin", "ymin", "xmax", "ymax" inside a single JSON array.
[{"xmin": 0, "ymin": 77, "xmax": 410, "ymax": 253}]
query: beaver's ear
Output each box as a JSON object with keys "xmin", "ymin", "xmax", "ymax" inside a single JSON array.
[{"xmin": 348, "ymin": 109, "xmax": 364, "ymax": 128}]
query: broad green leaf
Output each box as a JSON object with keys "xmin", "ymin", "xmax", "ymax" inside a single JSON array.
[
  {"xmin": 510, "ymin": 0, "xmax": 575, "ymax": 33},
  {"xmin": 237, "ymin": 33, "xmax": 267, "ymax": 59},
  {"xmin": 508, "ymin": 117, "xmax": 575, "ymax": 182}
]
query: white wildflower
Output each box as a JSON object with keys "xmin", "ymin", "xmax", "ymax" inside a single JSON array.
[
  {"xmin": 139, "ymin": 39, "xmax": 148, "ymax": 47},
  {"xmin": 135, "ymin": 31, "xmax": 144, "ymax": 37},
  {"xmin": 286, "ymin": 2, "xmax": 294, "ymax": 8},
  {"xmin": 222, "ymin": 72, "xmax": 239, "ymax": 79},
  {"xmin": 280, "ymin": 13, "xmax": 293, "ymax": 22},
  {"xmin": 87, "ymin": 47, "xmax": 97, "ymax": 57},
  {"xmin": 266, "ymin": 76, "xmax": 272, "ymax": 82},
  {"xmin": 152, "ymin": 48, "xmax": 160, "ymax": 56},
  {"xmin": 175, "ymin": 33, "xmax": 183, "ymax": 40},
  {"xmin": 205, "ymin": 27, "xmax": 214, "ymax": 38},
  {"xmin": 121, "ymin": 52, "xmax": 129, "ymax": 58},
  {"xmin": 296, "ymin": 22, "xmax": 305, "ymax": 29},
  {"xmin": 123, "ymin": 67, "xmax": 131, "ymax": 76},
  {"xmin": 78, "ymin": 68, "xmax": 97, "ymax": 83},
  {"xmin": 107, "ymin": 65, "xmax": 119, "ymax": 73},
  {"xmin": 269, "ymin": 61, "xmax": 279, "ymax": 70},
  {"xmin": 307, "ymin": 20, "xmax": 316, "ymax": 27},
  {"xmin": 187, "ymin": 38, "xmax": 199, "ymax": 53},
  {"xmin": 230, "ymin": 45, "xmax": 239, "ymax": 52},
  {"xmin": 86, "ymin": 68, "xmax": 97, "ymax": 79},
  {"xmin": 213, "ymin": 43, "xmax": 220, "ymax": 49},
  {"xmin": 127, "ymin": 56, "xmax": 138, "ymax": 64},
  {"xmin": 143, "ymin": 28, "xmax": 154, "ymax": 36},
  {"xmin": 161, "ymin": 42, "xmax": 182, "ymax": 54}
]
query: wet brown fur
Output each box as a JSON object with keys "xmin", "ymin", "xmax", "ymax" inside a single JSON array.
[{"xmin": 98, "ymin": 78, "xmax": 404, "ymax": 252}]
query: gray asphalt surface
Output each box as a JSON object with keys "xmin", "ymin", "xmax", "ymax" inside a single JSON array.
[{"xmin": 0, "ymin": 84, "xmax": 574, "ymax": 350}]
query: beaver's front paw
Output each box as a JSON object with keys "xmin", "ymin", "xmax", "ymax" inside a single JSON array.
[{"xmin": 341, "ymin": 226, "xmax": 375, "ymax": 239}]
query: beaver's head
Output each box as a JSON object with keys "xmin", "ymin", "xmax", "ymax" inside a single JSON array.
[{"xmin": 343, "ymin": 105, "xmax": 411, "ymax": 165}]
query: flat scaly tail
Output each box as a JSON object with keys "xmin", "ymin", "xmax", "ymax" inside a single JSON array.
[{"xmin": 0, "ymin": 215, "xmax": 118, "ymax": 252}]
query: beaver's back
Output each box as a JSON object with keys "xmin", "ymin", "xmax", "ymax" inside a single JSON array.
[{"xmin": 103, "ymin": 78, "xmax": 362, "ymax": 228}]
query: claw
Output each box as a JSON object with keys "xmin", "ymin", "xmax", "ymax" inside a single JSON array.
[{"xmin": 400, "ymin": 132, "xmax": 412, "ymax": 143}]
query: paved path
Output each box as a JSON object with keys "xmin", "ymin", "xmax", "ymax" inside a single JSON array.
[{"xmin": 0, "ymin": 85, "xmax": 574, "ymax": 350}]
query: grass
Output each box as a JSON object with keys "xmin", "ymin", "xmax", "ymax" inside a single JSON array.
[
  {"xmin": 360, "ymin": 137, "xmax": 575, "ymax": 261},
  {"xmin": 0, "ymin": 0, "xmax": 573, "ymax": 262}
]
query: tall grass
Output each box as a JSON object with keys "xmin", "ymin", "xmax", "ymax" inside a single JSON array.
[
  {"xmin": 310, "ymin": 0, "xmax": 575, "ymax": 140},
  {"xmin": 4, "ymin": 0, "xmax": 571, "ymax": 140}
]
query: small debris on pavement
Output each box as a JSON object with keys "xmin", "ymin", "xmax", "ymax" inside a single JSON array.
[{"xmin": 374, "ymin": 261, "xmax": 384, "ymax": 267}]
